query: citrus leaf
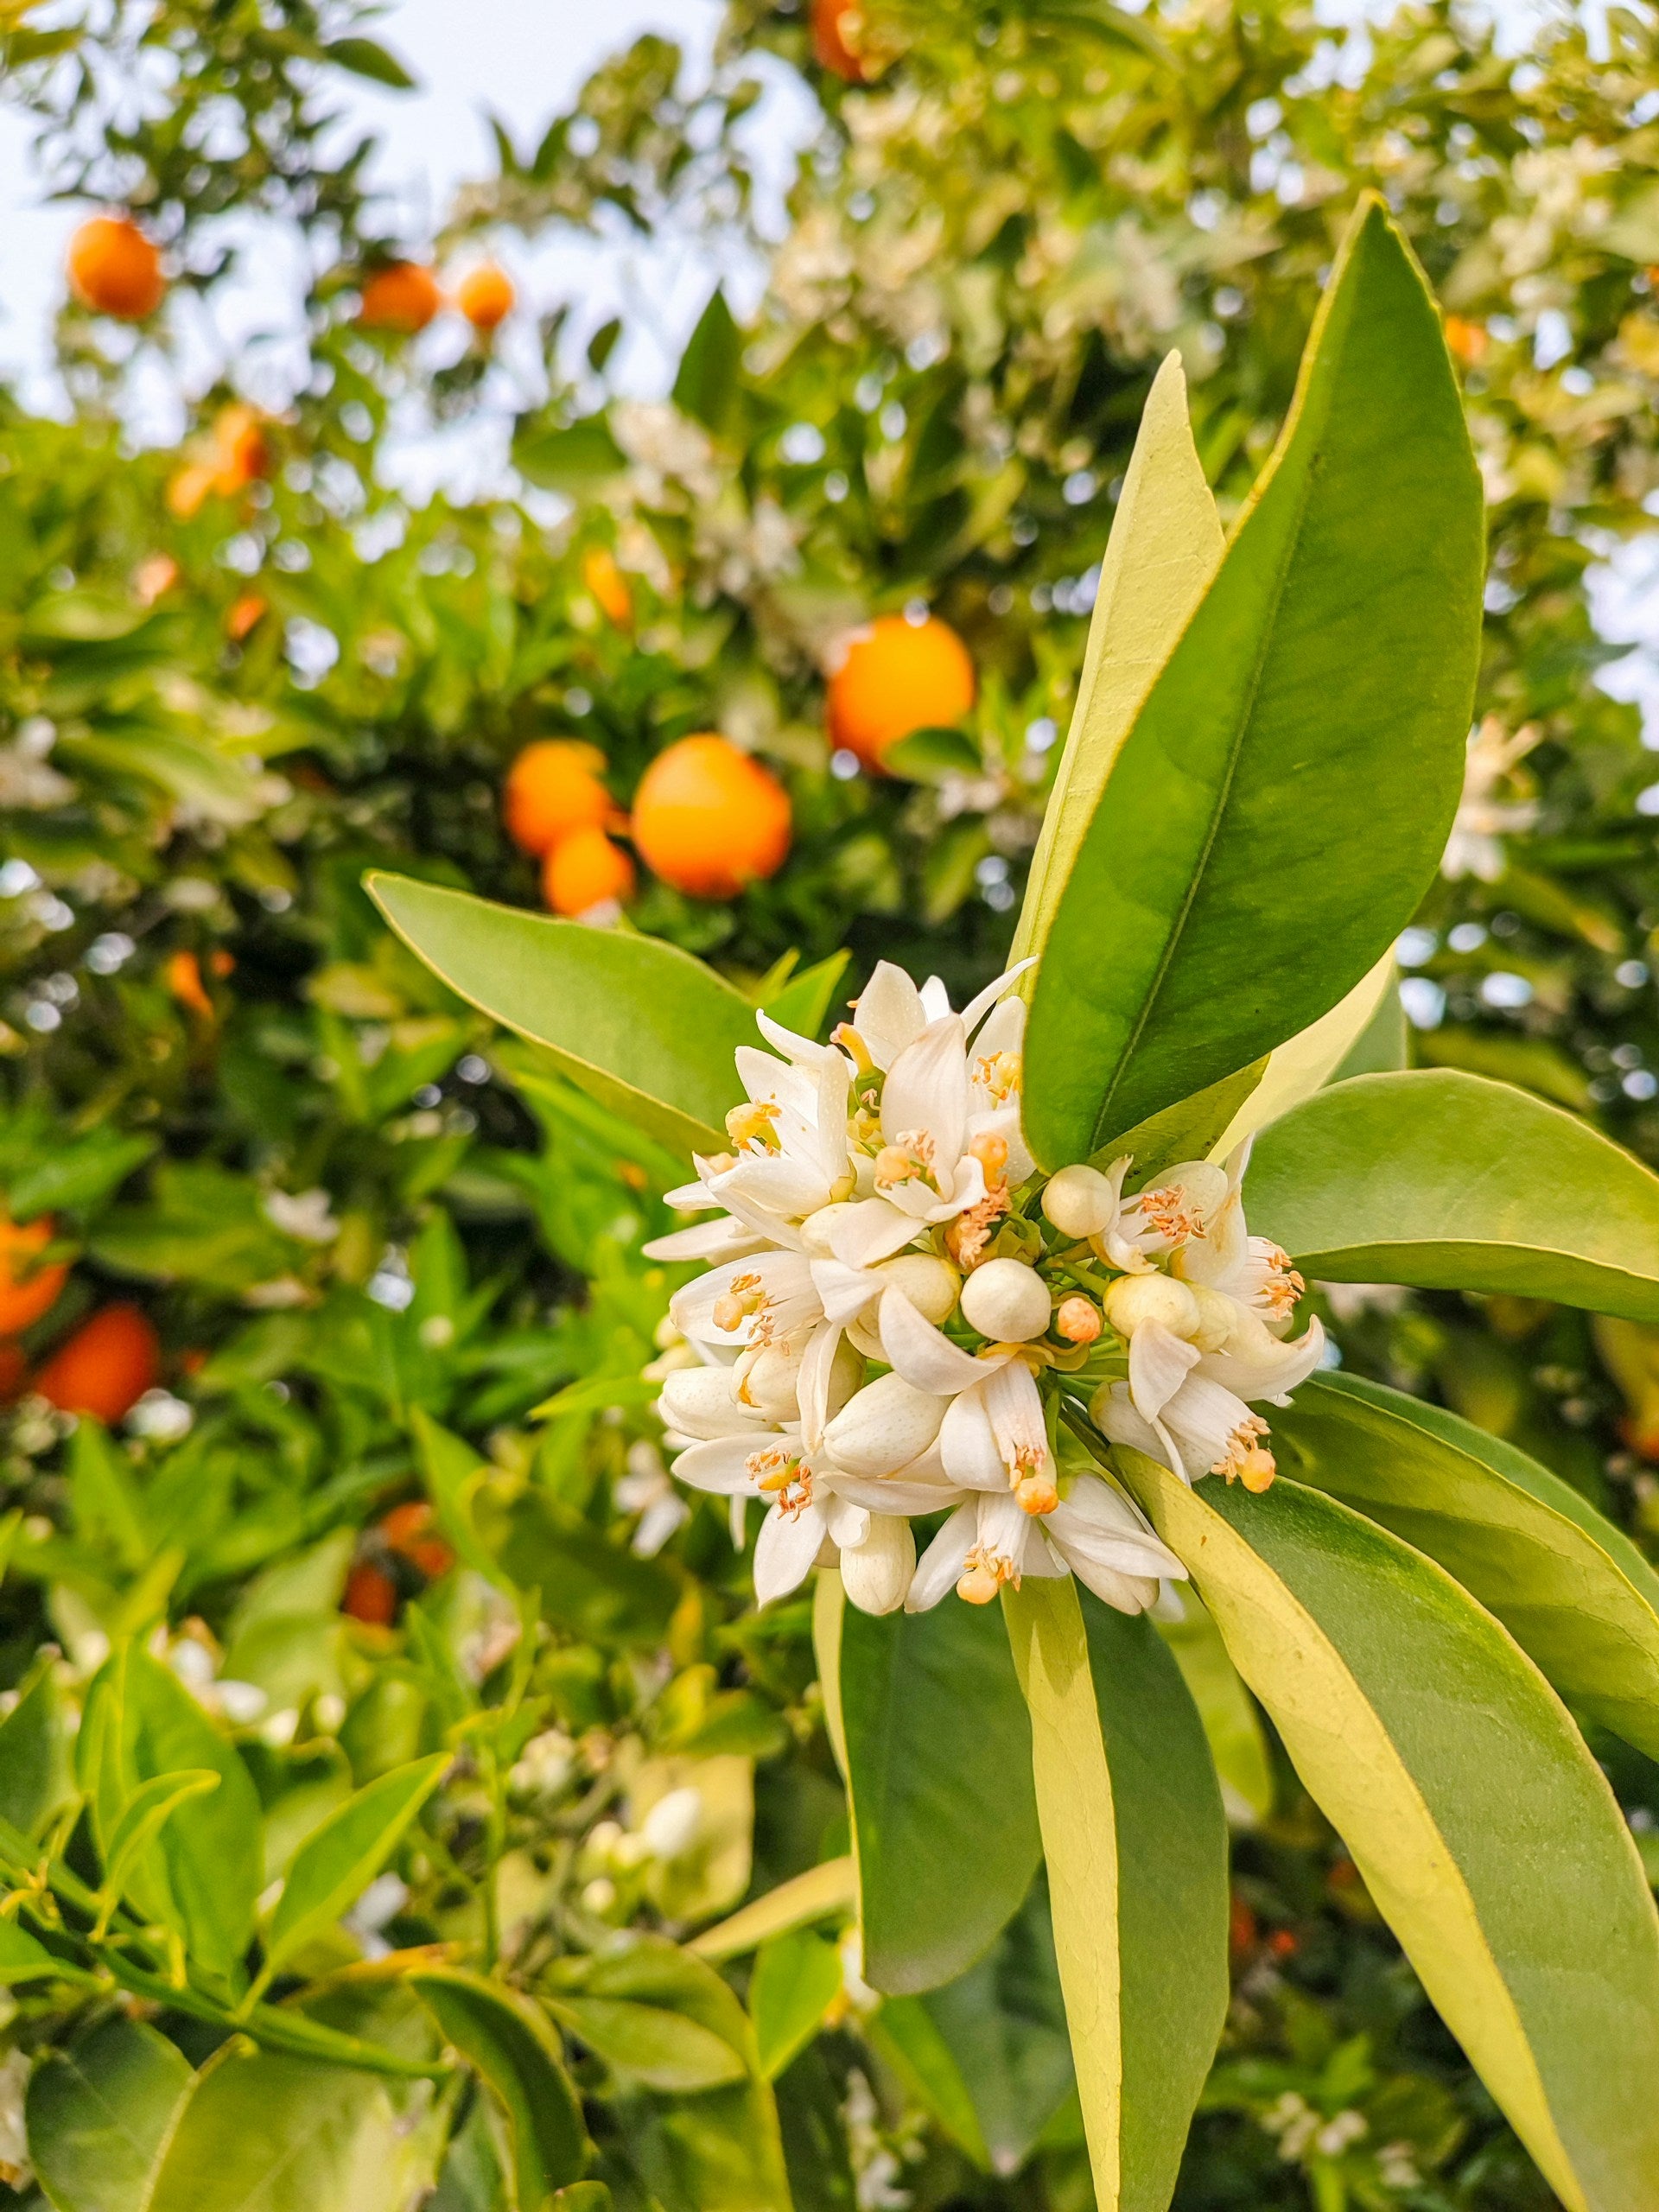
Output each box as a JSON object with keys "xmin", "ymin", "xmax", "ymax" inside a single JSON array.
[
  {"xmin": 1025, "ymin": 198, "xmax": 1482, "ymax": 1162},
  {"xmin": 689, "ymin": 1857, "xmax": 855, "ymax": 1963},
  {"xmin": 1245, "ymin": 1069, "xmax": 1659, "ymax": 1319},
  {"xmin": 260, "ymin": 1753, "xmax": 447, "ymax": 1986},
  {"xmin": 1003, "ymin": 1579, "xmax": 1229, "ymax": 2212},
  {"xmin": 367, "ymin": 874, "xmax": 753, "ymax": 1156},
  {"xmin": 1124, "ymin": 1451, "xmax": 1659, "ymax": 2212},
  {"xmin": 410, "ymin": 1967, "xmax": 589, "ymax": 2202},
  {"xmin": 1276, "ymin": 1372, "xmax": 1659, "ymax": 1761},
  {"xmin": 27, "ymin": 2015, "xmax": 191, "ymax": 2212},
  {"xmin": 749, "ymin": 1929, "xmax": 844, "ymax": 2080}
]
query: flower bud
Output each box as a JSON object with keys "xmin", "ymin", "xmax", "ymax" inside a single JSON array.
[
  {"xmin": 1041, "ymin": 1163, "xmax": 1118, "ymax": 1238},
  {"xmin": 1054, "ymin": 1294, "xmax": 1103, "ymax": 1345},
  {"xmin": 960, "ymin": 1256, "xmax": 1051, "ymax": 1342},
  {"xmin": 734, "ymin": 1339, "xmax": 804, "ymax": 1420},
  {"xmin": 823, "ymin": 1372, "xmax": 947, "ymax": 1476},
  {"xmin": 873, "ymin": 1251, "xmax": 960, "ymax": 1325},
  {"xmin": 840, "ymin": 1515, "xmax": 916, "ymax": 1615},
  {"xmin": 1103, "ymin": 1271, "xmax": 1199, "ymax": 1340},
  {"xmin": 659, "ymin": 1364, "xmax": 758, "ymax": 1440},
  {"xmin": 1188, "ymin": 1284, "xmax": 1239, "ymax": 1355},
  {"xmin": 800, "ymin": 1202, "xmax": 852, "ymax": 1257}
]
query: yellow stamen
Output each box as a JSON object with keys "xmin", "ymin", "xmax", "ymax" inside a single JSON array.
[
  {"xmin": 1138, "ymin": 1183, "xmax": 1206, "ymax": 1243},
  {"xmin": 833, "ymin": 1020, "xmax": 874, "ymax": 1074},
  {"xmin": 725, "ymin": 1100, "xmax": 781, "ymax": 1153},
  {"xmin": 874, "ymin": 1129, "xmax": 938, "ymax": 1192},
  {"xmin": 973, "ymin": 1048, "xmax": 1022, "ymax": 1103}
]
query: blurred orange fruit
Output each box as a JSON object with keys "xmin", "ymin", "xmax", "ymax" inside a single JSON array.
[
  {"xmin": 358, "ymin": 262, "xmax": 443, "ymax": 334},
  {"xmin": 165, "ymin": 948, "xmax": 234, "ymax": 1019},
  {"xmin": 543, "ymin": 825, "xmax": 636, "ymax": 916},
  {"xmin": 457, "ymin": 263, "xmax": 514, "ymax": 331},
  {"xmin": 827, "ymin": 612, "xmax": 976, "ymax": 771},
  {"xmin": 168, "ymin": 404, "xmax": 272, "ymax": 519},
  {"xmin": 226, "ymin": 592, "xmax": 267, "ymax": 642},
  {"xmin": 0, "ymin": 1216, "xmax": 68, "ymax": 1337},
  {"xmin": 379, "ymin": 1500, "xmax": 455, "ymax": 1580},
  {"xmin": 0, "ymin": 1345, "xmax": 25, "ymax": 1402},
  {"xmin": 1443, "ymin": 315, "xmax": 1488, "ymax": 365},
  {"xmin": 811, "ymin": 0, "xmax": 869, "ymax": 79},
  {"xmin": 632, "ymin": 734, "xmax": 791, "ymax": 899},
  {"xmin": 133, "ymin": 553, "xmax": 180, "ymax": 606},
  {"xmin": 34, "ymin": 1304, "xmax": 162, "ymax": 1425},
  {"xmin": 67, "ymin": 216, "xmax": 166, "ymax": 320},
  {"xmin": 503, "ymin": 739, "xmax": 611, "ymax": 856},
  {"xmin": 581, "ymin": 546, "xmax": 632, "ymax": 627},
  {"xmin": 343, "ymin": 1560, "xmax": 397, "ymax": 1625}
]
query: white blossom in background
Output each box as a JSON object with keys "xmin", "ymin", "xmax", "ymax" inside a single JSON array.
[
  {"xmin": 1441, "ymin": 715, "xmax": 1541, "ymax": 881},
  {"xmin": 644, "ymin": 958, "xmax": 1323, "ymax": 1615}
]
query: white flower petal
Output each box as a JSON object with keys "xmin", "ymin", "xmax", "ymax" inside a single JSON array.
[
  {"xmin": 823, "ymin": 1371, "xmax": 948, "ymax": 1477},
  {"xmin": 830, "ymin": 1469, "xmax": 966, "ymax": 1516},
  {"xmin": 906, "ymin": 1501, "xmax": 981, "ymax": 1611},
  {"xmin": 1128, "ymin": 1320, "xmax": 1202, "ymax": 1421},
  {"xmin": 1094, "ymin": 1382, "xmax": 1183, "ymax": 1478},
  {"xmin": 754, "ymin": 1503, "xmax": 828, "ymax": 1605},
  {"xmin": 855, "ymin": 962, "xmax": 928, "ymax": 1070},
  {"xmin": 658, "ymin": 1367, "xmax": 766, "ymax": 1441},
  {"xmin": 840, "ymin": 1515, "xmax": 916, "ymax": 1615},
  {"xmin": 810, "ymin": 1257, "xmax": 882, "ymax": 1326},
  {"xmin": 878, "ymin": 1287, "xmax": 1005, "ymax": 1395},
  {"xmin": 1045, "ymin": 1475, "xmax": 1185, "ymax": 1583},
  {"xmin": 1198, "ymin": 1316, "xmax": 1325, "ymax": 1405},
  {"xmin": 938, "ymin": 1386, "xmax": 1007, "ymax": 1491},
  {"xmin": 641, "ymin": 1217, "xmax": 766, "ymax": 1264},
  {"xmin": 671, "ymin": 1436, "xmax": 767, "ymax": 1495},
  {"xmin": 824, "ymin": 1198, "xmax": 923, "ymax": 1268},
  {"xmin": 959, "ymin": 957, "xmax": 1036, "ymax": 1038},
  {"xmin": 755, "ymin": 1009, "xmax": 830, "ymax": 1069},
  {"xmin": 823, "ymin": 1492, "xmax": 872, "ymax": 1550},
  {"xmin": 881, "ymin": 1015, "xmax": 969, "ymax": 1173}
]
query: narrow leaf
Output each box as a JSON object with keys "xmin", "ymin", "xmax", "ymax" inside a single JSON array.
[
  {"xmin": 690, "ymin": 1858, "xmax": 855, "ymax": 1962},
  {"xmin": 1246, "ymin": 1069, "xmax": 1659, "ymax": 1319},
  {"xmin": 1276, "ymin": 1372, "xmax": 1659, "ymax": 1761},
  {"xmin": 1125, "ymin": 1451, "xmax": 1659, "ymax": 2212},
  {"xmin": 547, "ymin": 1995, "xmax": 748, "ymax": 2092},
  {"xmin": 749, "ymin": 1929, "xmax": 844, "ymax": 2080},
  {"xmin": 1025, "ymin": 198, "xmax": 1482, "ymax": 1161},
  {"xmin": 262, "ymin": 1753, "xmax": 447, "ymax": 1983},
  {"xmin": 99, "ymin": 1769, "xmax": 219, "ymax": 1925},
  {"xmin": 672, "ymin": 287, "xmax": 743, "ymax": 436},
  {"xmin": 410, "ymin": 1967, "xmax": 589, "ymax": 2202},
  {"xmin": 367, "ymin": 874, "xmax": 753, "ymax": 1156},
  {"xmin": 1004, "ymin": 1579, "xmax": 1229, "ymax": 2212}
]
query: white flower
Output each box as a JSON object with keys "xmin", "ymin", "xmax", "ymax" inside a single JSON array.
[
  {"xmin": 906, "ymin": 1476, "xmax": 1184, "ymax": 1615},
  {"xmin": 1441, "ymin": 715, "xmax": 1541, "ymax": 882},
  {"xmin": 615, "ymin": 1440, "xmax": 690, "ymax": 1558}
]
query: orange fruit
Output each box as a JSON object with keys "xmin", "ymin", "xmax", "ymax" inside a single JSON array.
[
  {"xmin": 0, "ymin": 1344, "xmax": 25, "ymax": 1402},
  {"xmin": 581, "ymin": 546, "xmax": 632, "ymax": 627},
  {"xmin": 358, "ymin": 262, "xmax": 443, "ymax": 334},
  {"xmin": 0, "ymin": 1216, "xmax": 68, "ymax": 1336},
  {"xmin": 34, "ymin": 1304, "xmax": 162, "ymax": 1425},
  {"xmin": 457, "ymin": 263, "xmax": 514, "ymax": 331},
  {"xmin": 210, "ymin": 403, "xmax": 270, "ymax": 493},
  {"xmin": 67, "ymin": 216, "xmax": 166, "ymax": 320},
  {"xmin": 632, "ymin": 735, "xmax": 791, "ymax": 899},
  {"xmin": 165, "ymin": 948, "xmax": 233, "ymax": 1019},
  {"xmin": 166, "ymin": 463, "xmax": 218, "ymax": 520},
  {"xmin": 343, "ymin": 1560, "xmax": 397, "ymax": 1625},
  {"xmin": 811, "ymin": 0, "xmax": 869, "ymax": 79},
  {"xmin": 1443, "ymin": 315, "xmax": 1488, "ymax": 366},
  {"xmin": 503, "ymin": 739, "xmax": 611, "ymax": 856},
  {"xmin": 226, "ymin": 591, "xmax": 267, "ymax": 641},
  {"xmin": 543, "ymin": 826, "xmax": 636, "ymax": 916},
  {"xmin": 827, "ymin": 612, "xmax": 976, "ymax": 772},
  {"xmin": 379, "ymin": 1501, "xmax": 455, "ymax": 1580}
]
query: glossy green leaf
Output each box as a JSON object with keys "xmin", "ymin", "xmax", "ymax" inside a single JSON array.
[
  {"xmin": 760, "ymin": 950, "xmax": 851, "ymax": 1043},
  {"xmin": 1014, "ymin": 350, "xmax": 1223, "ymax": 970},
  {"xmin": 1025, "ymin": 199, "xmax": 1482, "ymax": 1163},
  {"xmin": 1004, "ymin": 1579, "xmax": 1229, "ymax": 2212},
  {"xmin": 1208, "ymin": 952, "xmax": 1396, "ymax": 1160},
  {"xmin": 672, "ymin": 287, "xmax": 743, "ymax": 437},
  {"xmin": 1275, "ymin": 1372, "xmax": 1659, "ymax": 1760},
  {"xmin": 1096, "ymin": 1060, "xmax": 1266, "ymax": 1184},
  {"xmin": 1246, "ymin": 1069, "xmax": 1659, "ymax": 1319},
  {"xmin": 28, "ymin": 2016, "xmax": 191, "ymax": 2212},
  {"xmin": 0, "ymin": 1658, "xmax": 74, "ymax": 1836},
  {"xmin": 80, "ymin": 1646, "xmax": 261, "ymax": 1985},
  {"xmin": 1125, "ymin": 1450, "xmax": 1659, "ymax": 2212},
  {"xmin": 259, "ymin": 1752, "xmax": 447, "ymax": 1986},
  {"xmin": 142, "ymin": 2041, "xmax": 449, "ymax": 2212},
  {"xmin": 99, "ymin": 1769, "xmax": 220, "ymax": 1927},
  {"xmin": 690, "ymin": 1857, "xmax": 856, "ymax": 1963},
  {"xmin": 1155, "ymin": 1593, "xmax": 1273, "ymax": 1824},
  {"xmin": 410, "ymin": 1967, "xmax": 589, "ymax": 2203},
  {"xmin": 817, "ymin": 1572, "xmax": 1041, "ymax": 1994},
  {"xmin": 367, "ymin": 874, "xmax": 753, "ymax": 1156},
  {"xmin": 870, "ymin": 1995, "xmax": 990, "ymax": 2165},
  {"xmin": 547, "ymin": 1993, "xmax": 747, "ymax": 2092},
  {"xmin": 749, "ymin": 1928, "xmax": 844, "ymax": 2080},
  {"xmin": 0, "ymin": 1915, "xmax": 68, "ymax": 1983}
]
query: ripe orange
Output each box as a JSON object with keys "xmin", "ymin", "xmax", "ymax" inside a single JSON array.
[
  {"xmin": 379, "ymin": 1501, "xmax": 455, "ymax": 1580},
  {"xmin": 34, "ymin": 1304, "xmax": 162, "ymax": 1425},
  {"xmin": 581, "ymin": 546, "xmax": 632, "ymax": 627},
  {"xmin": 343, "ymin": 1560, "xmax": 397, "ymax": 1625},
  {"xmin": 503, "ymin": 739, "xmax": 611, "ymax": 856},
  {"xmin": 457, "ymin": 263, "xmax": 514, "ymax": 332},
  {"xmin": 632, "ymin": 735, "xmax": 791, "ymax": 899},
  {"xmin": 226, "ymin": 592, "xmax": 267, "ymax": 642},
  {"xmin": 1443, "ymin": 315, "xmax": 1488, "ymax": 366},
  {"xmin": 165, "ymin": 948, "xmax": 234, "ymax": 1019},
  {"xmin": 0, "ymin": 1215, "xmax": 68, "ymax": 1336},
  {"xmin": 167, "ymin": 404, "xmax": 271, "ymax": 519},
  {"xmin": 828, "ymin": 612, "xmax": 976, "ymax": 772},
  {"xmin": 543, "ymin": 826, "xmax": 636, "ymax": 916},
  {"xmin": 358, "ymin": 262, "xmax": 443, "ymax": 334},
  {"xmin": 67, "ymin": 216, "xmax": 166, "ymax": 320},
  {"xmin": 811, "ymin": 0, "xmax": 869, "ymax": 79}
]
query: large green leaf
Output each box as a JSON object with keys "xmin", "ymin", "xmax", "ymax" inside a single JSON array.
[
  {"xmin": 1003, "ymin": 1580, "xmax": 1229, "ymax": 2212},
  {"xmin": 1124, "ymin": 1451, "xmax": 1659, "ymax": 2212},
  {"xmin": 1024, "ymin": 198, "xmax": 1482, "ymax": 1164},
  {"xmin": 410, "ymin": 1967, "xmax": 589, "ymax": 2203},
  {"xmin": 28, "ymin": 2017, "xmax": 191, "ymax": 2212},
  {"xmin": 1013, "ymin": 350, "xmax": 1223, "ymax": 969},
  {"xmin": 1275, "ymin": 1372, "xmax": 1659, "ymax": 1761},
  {"xmin": 366, "ymin": 874, "xmax": 753, "ymax": 1156},
  {"xmin": 1245, "ymin": 1069, "xmax": 1659, "ymax": 1319},
  {"xmin": 816, "ymin": 1573, "xmax": 1041, "ymax": 1995},
  {"xmin": 258, "ymin": 1753, "xmax": 448, "ymax": 1989}
]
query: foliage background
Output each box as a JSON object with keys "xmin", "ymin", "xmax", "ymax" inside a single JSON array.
[{"xmin": 2, "ymin": 0, "xmax": 1659, "ymax": 2205}]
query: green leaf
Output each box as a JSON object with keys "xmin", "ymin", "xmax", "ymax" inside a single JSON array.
[
  {"xmin": 67, "ymin": 1421, "xmax": 149, "ymax": 1572},
  {"xmin": 1246, "ymin": 1069, "xmax": 1659, "ymax": 1319},
  {"xmin": 881, "ymin": 726, "xmax": 983, "ymax": 781},
  {"xmin": 141, "ymin": 2041, "xmax": 449, "ymax": 2212},
  {"xmin": 672, "ymin": 288, "xmax": 743, "ymax": 437},
  {"xmin": 1124, "ymin": 1451, "xmax": 1659, "ymax": 2212},
  {"xmin": 749, "ymin": 1928, "xmax": 844, "ymax": 2081},
  {"xmin": 99, "ymin": 1769, "xmax": 220, "ymax": 1928},
  {"xmin": 1024, "ymin": 199, "xmax": 1482, "ymax": 1162},
  {"xmin": 513, "ymin": 415, "xmax": 627, "ymax": 493},
  {"xmin": 1275, "ymin": 1373, "xmax": 1659, "ymax": 1762},
  {"xmin": 0, "ymin": 1915, "xmax": 69, "ymax": 1983},
  {"xmin": 870, "ymin": 1996, "xmax": 990, "ymax": 2166},
  {"xmin": 260, "ymin": 1753, "xmax": 447, "ymax": 1986},
  {"xmin": 367, "ymin": 874, "xmax": 753, "ymax": 1156},
  {"xmin": 690, "ymin": 1858, "xmax": 855, "ymax": 1964},
  {"xmin": 1096, "ymin": 1060, "xmax": 1266, "ymax": 1184},
  {"xmin": 410, "ymin": 1967, "xmax": 589, "ymax": 2203},
  {"xmin": 547, "ymin": 1993, "xmax": 748, "ymax": 2093},
  {"xmin": 760, "ymin": 950, "xmax": 850, "ymax": 1043},
  {"xmin": 1004, "ymin": 1579, "xmax": 1229, "ymax": 2212},
  {"xmin": 28, "ymin": 2017, "xmax": 191, "ymax": 2212},
  {"xmin": 0, "ymin": 1658, "xmax": 74, "ymax": 1837},
  {"xmin": 817, "ymin": 1573, "xmax": 1041, "ymax": 1995},
  {"xmin": 3, "ymin": 1130, "xmax": 154, "ymax": 1221},
  {"xmin": 1206, "ymin": 952, "xmax": 1397, "ymax": 1160},
  {"xmin": 80, "ymin": 1647, "xmax": 262, "ymax": 1985},
  {"xmin": 323, "ymin": 35, "xmax": 417, "ymax": 86},
  {"xmin": 1155, "ymin": 1593, "xmax": 1273, "ymax": 1824},
  {"xmin": 490, "ymin": 1490, "xmax": 679, "ymax": 1645},
  {"xmin": 1014, "ymin": 351, "xmax": 1223, "ymax": 971}
]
